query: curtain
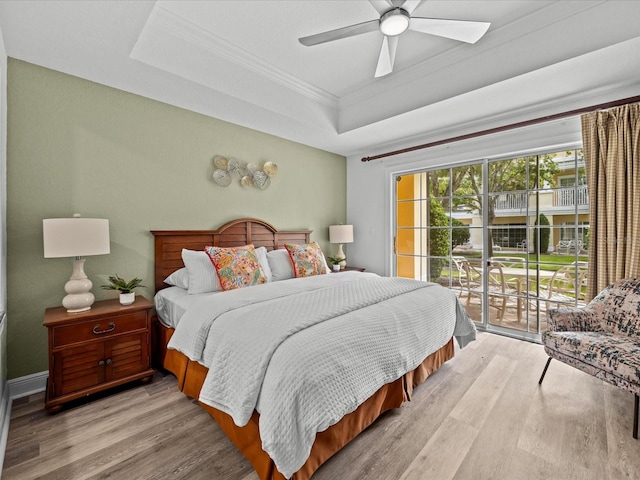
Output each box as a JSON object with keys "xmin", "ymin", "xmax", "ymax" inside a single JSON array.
[{"xmin": 582, "ymin": 103, "xmax": 640, "ymax": 299}]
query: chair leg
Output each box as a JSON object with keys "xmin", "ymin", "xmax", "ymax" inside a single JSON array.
[
  {"xmin": 634, "ymin": 394, "xmax": 639, "ymax": 440},
  {"xmin": 538, "ymin": 357, "xmax": 552, "ymax": 385}
]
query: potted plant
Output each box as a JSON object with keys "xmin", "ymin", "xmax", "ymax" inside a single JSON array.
[
  {"xmin": 102, "ymin": 274, "xmax": 145, "ymax": 305},
  {"xmin": 326, "ymin": 256, "xmax": 346, "ymax": 271}
]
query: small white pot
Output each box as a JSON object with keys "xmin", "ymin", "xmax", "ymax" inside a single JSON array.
[
  {"xmin": 332, "ymin": 264, "xmax": 341, "ymax": 272},
  {"xmin": 119, "ymin": 292, "xmax": 135, "ymax": 305}
]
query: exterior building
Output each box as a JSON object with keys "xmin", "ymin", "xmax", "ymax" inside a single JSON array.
[{"xmin": 454, "ymin": 150, "xmax": 589, "ymax": 253}]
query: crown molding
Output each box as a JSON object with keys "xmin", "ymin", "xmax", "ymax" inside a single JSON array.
[{"xmin": 148, "ymin": 5, "xmax": 338, "ymax": 109}]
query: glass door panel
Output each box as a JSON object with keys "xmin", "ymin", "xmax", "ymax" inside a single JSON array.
[
  {"xmin": 395, "ymin": 167, "xmax": 486, "ymax": 326},
  {"xmin": 393, "ymin": 150, "xmax": 588, "ymax": 342}
]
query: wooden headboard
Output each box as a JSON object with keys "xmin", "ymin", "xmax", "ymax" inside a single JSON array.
[{"xmin": 151, "ymin": 218, "xmax": 311, "ymax": 292}]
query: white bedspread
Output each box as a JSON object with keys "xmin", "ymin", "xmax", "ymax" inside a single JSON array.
[{"xmin": 167, "ymin": 272, "xmax": 475, "ymax": 478}]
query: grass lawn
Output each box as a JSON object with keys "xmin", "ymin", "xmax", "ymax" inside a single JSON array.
[
  {"xmin": 456, "ymin": 252, "xmax": 587, "ymax": 270},
  {"xmin": 491, "ymin": 253, "xmax": 588, "ymax": 271}
]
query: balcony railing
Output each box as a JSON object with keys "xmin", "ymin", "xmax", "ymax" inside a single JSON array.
[
  {"xmin": 494, "ymin": 186, "xmax": 589, "ymax": 211},
  {"xmin": 554, "ymin": 185, "xmax": 589, "ymax": 207},
  {"xmin": 495, "ymin": 193, "xmax": 527, "ymax": 210}
]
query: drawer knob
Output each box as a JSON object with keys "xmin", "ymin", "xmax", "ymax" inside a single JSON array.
[
  {"xmin": 93, "ymin": 322, "xmax": 116, "ymax": 335},
  {"xmin": 98, "ymin": 360, "xmax": 105, "ymax": 366},
  {"xmin": 106, "ymin": 358, "xmax": 112, "ymax": 365}
]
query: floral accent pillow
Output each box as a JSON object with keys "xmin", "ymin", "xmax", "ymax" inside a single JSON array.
[
  {"xmin": 204, "ymin": 244, "xmax": 266, "ymax": 291},
  {"xmin": 284, "ymin": 242, "xmax": 328, "ymax": 278}
]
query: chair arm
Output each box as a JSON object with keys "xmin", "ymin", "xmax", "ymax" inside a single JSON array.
[{"xmin": 547, "ymin": 306, "xmax": 602, "ymax": 332}]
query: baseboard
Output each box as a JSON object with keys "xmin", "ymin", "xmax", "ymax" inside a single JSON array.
[
  {"xmin": 0, "ymin": 381, "xmax": 11, "ymax": 477},
  {"xmin": 8, "ymin": 371, "xmax": 47, "ymax": 400},
  {"xmin": 0, "ymin": 372, "xmax": 47, "ymax": 477}
]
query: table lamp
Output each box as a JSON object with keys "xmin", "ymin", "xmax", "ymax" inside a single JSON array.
[
  {"xmin": 329, "ymin": 224, "xmax": 353, "ymax": 270},
  {"xmin": 43, "ymin": 216, "xmax": 110, "ymax": 313}
]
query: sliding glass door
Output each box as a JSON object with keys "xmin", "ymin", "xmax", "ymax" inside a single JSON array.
[{"xmin": 394, "ymin": 148, "xmax": 588, "ymax": 341}]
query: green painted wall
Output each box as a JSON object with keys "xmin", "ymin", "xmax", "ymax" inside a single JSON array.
[{"xmin": 6, "ymin": 59, "xmax": 346, "ymax": 379}]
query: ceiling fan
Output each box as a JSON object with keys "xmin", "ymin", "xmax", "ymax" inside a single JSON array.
[{"xmin": 298, "ymin": 0, "xmax": 490, "ymax": 78}]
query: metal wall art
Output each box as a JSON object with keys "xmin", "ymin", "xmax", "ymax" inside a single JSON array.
[{"xmin": 212, "ymin": 156, "xmax": 278, "ymax": 190}]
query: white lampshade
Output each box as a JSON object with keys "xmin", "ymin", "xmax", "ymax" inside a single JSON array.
[
  {"xmin": 329, "ymin": 225, "xmax": 354, "ymax": 270},
  {"xmin": 43, "ymin": 217, "xmax": 110, "ymax": 313},
  {"xmin": 329, "ymin": 225, "xmax": 354, "ymax": 244},
  {"xmin": 43, "ymin": 218, "xmax": 110, "ymax": 258}
]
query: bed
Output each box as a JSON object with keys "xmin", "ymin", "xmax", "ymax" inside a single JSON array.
[{"xmin": 151, "ymin": 217, "xmax": 475, "ymax": 480}]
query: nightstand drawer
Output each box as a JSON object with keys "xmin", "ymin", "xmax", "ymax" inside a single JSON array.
[{"xmin": 52, "ymin": 311, "xmax": 148, "ymax": 347}]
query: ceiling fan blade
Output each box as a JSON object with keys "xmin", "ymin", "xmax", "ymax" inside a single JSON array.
[
  {"xmin": 299, "ymin": 19, "xmax": 379, "ymax": 46},
  {"xmin": 400, "ymin": 0, "xmax": 424, "ymax": 14},
  {"xmin": 374, "ymin": 35, "xmax": 399, "ymax": 78},
  {"xmin": 369, "ymin": 0, "xmax": 393, "ymax": 15},
  {"xmin": 409, "ymin": 17, "xmax": 490, "ymax": 43}
]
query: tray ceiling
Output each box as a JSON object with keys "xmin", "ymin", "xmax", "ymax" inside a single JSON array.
[{"xmin": 1, "ymin": 1, "xmax": 639, "ymax": 157}]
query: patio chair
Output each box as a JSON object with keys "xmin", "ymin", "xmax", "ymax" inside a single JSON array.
[
  {"xmin": 542, "ymin": 262, "xmax": 588, "ymax": 311},
  {"xmin": 490, "ymin": 256, "xmax": 525, "ymax": 268},
  {"xmin": 454, "ymin": 257, "xmax": 480, "ymax": 298},
  {"xmin": 556, "ymin": 239, "xmax": 584, "ymax": 254},
  {"xmin": 539, "ymin": 277, "xmax": 640, "ymax": 439},
  {"xmin": 449, "ymin": 256, "xmax": 465, "ymax": 284},
  {"xmin": 459, "ymin": 260, "xmax": 515, "ymax": 321},
  {"xmin": 491, "ymin": 257, "xmax": 555, "ymax": 322}
]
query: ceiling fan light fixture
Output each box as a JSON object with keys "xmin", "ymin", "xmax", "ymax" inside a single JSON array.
[{"xmin": 379, "ymin": 8, "xmax": 410, "ymax": 37}]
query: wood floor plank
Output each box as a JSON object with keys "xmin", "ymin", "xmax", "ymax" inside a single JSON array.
[
  {"xmin": 518, "ymin": 358, "xmax": 609, "ymax": 477},
  {"xmin": 453, "ymin": 338, "xmax": 545, "ymax": 480},
  {"xmin": 449, "ymin": 354, "xmax": 517, "ymax": 430},
  {"xmin": 603, "ymin": 383, "xmax": 640, "ymax": 480},
  {"xmin": 313, "ymin": 365, "xmax": 474, "ymax": 480},
  {"xmin": 3, "ymin": 332, "xmax": 639, "ymax": 480},
  {"xmin": 399, "ymin": 415, "xmax": 478, "ymax": 480},
  {"xmin": 506, "ymin": 445, "xmax": 608, "ymax": 480}
]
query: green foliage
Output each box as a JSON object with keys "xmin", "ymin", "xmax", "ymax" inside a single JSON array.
[
  {"xmin": 101, "ymin": 274, "xmax": 145, "ymax": 294},
  {"xmin": 533, "ymin": 213, "xmax": 550, "ymax": 254},
  {"xmin": 451, "ymin": 218, "xmax": 470, "ymax": 246},
  {"xmin": 326, "ymin": 256, "xmax": 345, "ymax": 265},
  {"xmin": 428, "ymin": 155, "xmax": 561, "ymax": 257},
  {"xmin": 430, "ymin": 155, "xmax": 561, "ymax": 221},
  {"xmin": 429, "ymin": 199, "xmax": 450, "ymax": 281}
]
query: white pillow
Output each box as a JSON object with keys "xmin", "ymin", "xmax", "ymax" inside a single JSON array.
[
  {"xmin": 255, "ymin": 246, "xmax": 273, "ymax": 282},
  {"xmin": 267, "ymin": 248, "xmax": 294, "ymax": 281},
  {"xmin": 163, "ymin": 267, "xmax": 189, "ymax": 290},
  {"xmin": 319, "ymin": 251, "xmax": 331, "ymax": 274},
  {"xmin": 182, "ymin": 248, "xmax": 220, "ymax": 294}
]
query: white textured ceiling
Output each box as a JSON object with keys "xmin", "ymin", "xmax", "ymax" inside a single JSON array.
[{"xmin": 1, "ymin": 1, "xmax": 639, "ymax": 157}]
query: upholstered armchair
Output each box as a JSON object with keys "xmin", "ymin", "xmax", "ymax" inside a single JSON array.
[{"xmin": 538, "ymin": 277, "xmax": 640, "ymax": 439}]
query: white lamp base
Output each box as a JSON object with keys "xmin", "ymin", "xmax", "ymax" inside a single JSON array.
[
  {"xmin": 336, "ymin": 244, "xmax": 346, "ymax": 269},
  {"xmin": 62, "ymin": 258, "xmax": 95, "ymax": 313}
]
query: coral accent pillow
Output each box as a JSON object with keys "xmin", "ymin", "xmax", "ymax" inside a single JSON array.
[
  {"xmin": 204, "ymin": 244, "xmax": 267, "ymax": 291},
  {"xmin": 285, "ymin": 242, "xmax": 328, "ymax": 278}
]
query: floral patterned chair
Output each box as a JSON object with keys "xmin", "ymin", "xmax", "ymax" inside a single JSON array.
[{"xmin": 538, "ymin": 277, "xmax": 640, "ymax": 439}]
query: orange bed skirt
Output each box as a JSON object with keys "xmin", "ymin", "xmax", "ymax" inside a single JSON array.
[{"xmin": 153, "ymin": 317, "xmax": 454, "ymax": 480}]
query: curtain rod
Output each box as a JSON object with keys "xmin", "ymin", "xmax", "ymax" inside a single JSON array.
[{"xmin": 361, "ymin": 95, "xmax": 640, "ymax": 162}]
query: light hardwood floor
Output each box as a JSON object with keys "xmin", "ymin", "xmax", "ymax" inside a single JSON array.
[{"xmin": 3, "ymin": 332, "xmax": 639, "ymax": 480}]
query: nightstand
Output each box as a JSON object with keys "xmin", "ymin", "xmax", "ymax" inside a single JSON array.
[
  {"xmin": 332, "ymin": 266, "xmax": 366, "ymax": 273},
  {"xmin": 43, "ymin": 296, "xmax": 154, "ymax": 413}
]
